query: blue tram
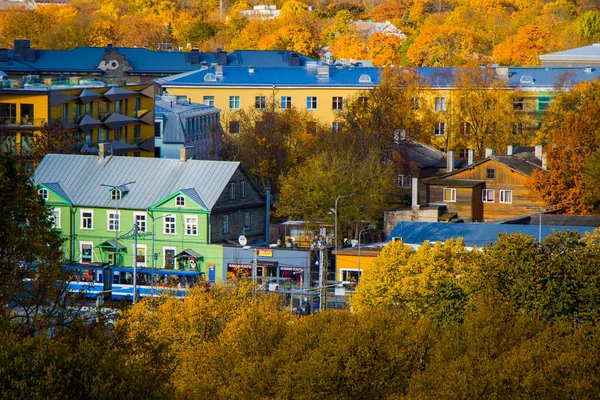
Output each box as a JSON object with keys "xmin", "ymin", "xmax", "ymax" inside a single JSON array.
[{"xmin": 65, "ymin": 264, "xmax": 205, "ymax": 300}]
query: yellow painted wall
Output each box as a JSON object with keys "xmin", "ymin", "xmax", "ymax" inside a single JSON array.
[{"xmin": 335, "ymin": 250, "xmax": 379, "ymax": 282}]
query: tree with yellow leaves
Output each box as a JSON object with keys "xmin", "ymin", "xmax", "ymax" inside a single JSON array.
[
  {"xmin": 492, "ymin": 25, "xmax": 551, "ymax": 66},
  {"xmin": 407, "ymin": 25, "xmax": 481, "ymax": 66}
]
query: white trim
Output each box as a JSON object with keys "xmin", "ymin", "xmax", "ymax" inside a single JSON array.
[
  {"xmin": 51, "ymin": 208, "xmax": 61, "ymax": 228},
  {"xmin": 163, "ymin": 214, "xmax": 176, "ymax": 235},
  {"xmin": 106, "ymin": 209, "xmax": 120, "ymax": 231},
  {"xmin": 80, "ymin": 241, "xmax": 94, "ymax": 264},
  {"xmin": 443, "ymin": 188, "xmax": 456, "ymax": 202},
  {"xmin": 135, "ymin": 243, "xmax": 147, "ymax": 267},
  {"xmin": 499, "ymin": 189, "xmax": 513, "ymax": 204},
  {"xmin": 184, "ymin": 214, "xmax": 199, "ymax": 236},
  {"xmin": 482, "ymin": 189, "xmax": 495, "ymax": 203},
  {"xmin": 80, "ymin": 209, "xmax": 94, "ymax": 230},
  {"xmin": 163, "ymin": 246, "xmax": 177, "ymax": 269},
  {"xmin": 134, "ymin": 212, "xmax": 147, "ymax": 232}
]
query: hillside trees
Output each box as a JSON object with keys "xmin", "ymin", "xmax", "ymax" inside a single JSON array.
[{"xmin": 528, "ymin": 80, "xmax": 600, "ymax": 214}]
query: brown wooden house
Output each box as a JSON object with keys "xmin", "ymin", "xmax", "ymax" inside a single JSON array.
[{"xmin": 424, "ymin": 153, "xmax": 543, "ymax": 222}]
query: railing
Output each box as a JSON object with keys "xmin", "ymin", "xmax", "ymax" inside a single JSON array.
[{"xmin": 0, "ymin": 117, "xmax": 46, "ymax": 127}]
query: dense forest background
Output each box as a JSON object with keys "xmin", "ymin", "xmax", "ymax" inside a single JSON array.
[{"xmin": 2, "ymin": 0, "xmax": 600, "ymax": 66}]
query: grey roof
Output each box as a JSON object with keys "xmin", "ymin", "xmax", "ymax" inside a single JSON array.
[
  {"xmin": 425, "ymin": 178, "xmax": 484, "ymax": 188},
  {"xmin": 518, "ymin": 214, "xmax": 600, "ymax": 227},
  {"xmin": 34, "ymin": 154, "xmax": 240, "ymax": 211},
  {"xmin": 395, "ymin": 140, "xmax": 446, "ymax": 168},
  {"xmin": 387, "ymin": 221, "xmax": 596, "ymax": 248},
  {"xmin": 539, "ymin": 44, "xmax": 600, "ymax": 60},
  {"xmin": 155, "ymin": 96, "xmax": 221, "ymax": 144},
  {"xmin": 44, "ymin": 182, "xmax": 72, "ymax": 204},
  {"xmin": 493, "ymin": 155, "xmax": 542, "ymax": 176}
]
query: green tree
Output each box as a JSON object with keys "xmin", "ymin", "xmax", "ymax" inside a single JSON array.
[{"xmin": 576, "ymin": 10, "xmax": 600, "ymax": 42}]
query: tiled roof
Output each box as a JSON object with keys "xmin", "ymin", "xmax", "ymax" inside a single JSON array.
[{"xmin": 34, "ymin": 154, "xmax": 240, "ymax": 211}]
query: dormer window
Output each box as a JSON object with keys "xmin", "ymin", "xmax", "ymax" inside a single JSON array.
[
  {"xmin": 111, "ymin": 189, "xmax": 122, "ymax": 200},
  {"xmin": 38, "ymin": 188, "xmax": 48, "ymax": 200},
  {"xmin": 176, "ymin": 195, "xmax": 185, "ymax": 206}
]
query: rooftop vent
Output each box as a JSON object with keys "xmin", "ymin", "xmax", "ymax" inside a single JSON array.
[
  {"xmin": 13, "ymin": 39, "xmax": 30, "ymax": 59},
  {"xmin": 215, "ymin": 65, "xmax": 223, "ymax": 77},
  {"xmin": 305, "ymin": 61, "xmax": 318, "ymax": 69},
  {"xmin": 0, "ymin": 48, "xmax": 8, "ymax": 62},
  {"xmin": 216, "ymin": 49, "xmax": 228, "ymax": 65},
  {"xmin": 248, "ymin": 65, "xmax": 255, "ymax": 74},
  {"xmin": 585, "ymin": 66, "xmax": 593, "ymax": 73},
  {"xmin": 496, "ymin": 67, "xmax": 509, "ymax": 77},
  {"xmin": 358, "ymin": 74, "xmax": 372, "ymax": 83},
  {"xmin": 317, "ymin": 66, "xmax": 329, "ymax": 79},
  {"xmin": 105, "ymin": 43, "xmax": 113, "ymax": 54}
]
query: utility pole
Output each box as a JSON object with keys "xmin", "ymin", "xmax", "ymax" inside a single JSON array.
[
  {"xmin": 317, "ymin": 240, "xmax": 328, "ymax": 312},
  {"xmin": 252, "ymin": 248, "xmax": 258, "ymax": 297}
]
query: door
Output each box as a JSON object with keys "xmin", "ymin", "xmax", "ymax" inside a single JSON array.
[{"xmin": 208, "ymin": 264, "xmax": 216, "ymax": 283}]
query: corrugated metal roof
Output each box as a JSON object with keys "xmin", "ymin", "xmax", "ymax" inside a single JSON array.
[
  {"xmin": 387, "ymin": 221, "xmax": 595, "ymax": 248},
  {"xmin": 33, "ymin": 154, "xmax": 240, "ymax": 211},
  {"xmin": 539, "ymin": 44, "xmax": 600, "ymax": 59},
  {"xmin": 395, "ymin": 140, "xmax": 445, "ymax": 168}
]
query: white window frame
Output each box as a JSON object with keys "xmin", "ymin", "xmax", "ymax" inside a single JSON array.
[
  {"xmin": 80, "ymin": 209, "xmax": 94, "ymax": 230},
  {"xmin": 398, "ymin": 175, "xmax": 411, "ymax": 188},
  {"xmin": 176, "ymin": 195, "xmax": 185, "ymax": 206},
  {"xmin": 223, "ymin": 215, "xmax": 229, "ymax": 234},
  {"xmin": 203, "ymin": 96, "xmax": 215, "ymax": 106},
  {"xmin": 135, "ymin": 244, "xmax": 147, "ymax": 267},
  {"xmin": 434, "ymin": 122, "xmax": 446, "ymax": 136},
  {"xmin": 307, "ymin": 96, "xmax": 318, "ymax": 110},
  {"xmin": 341, "ymin": 269, "xmax": 362, "ymax": 283},
  {"xmin": 482, "ymin": 189, "xmax": 495, "ymax": 203},
  {"xmin": 134, "ymin": 212, "xmax": 147, "ymax": 232},
  {"xmin": 281, "ymin": 96, "xmax": 292, "ymax": 110},
  {"xmin": 228, "ymin": 182, "xmax": 236, "ymax": 200},
  {"xmin": 229, "ymin": 96, "xmax": 240, "ymax": 110},
  {"xmin": 51, "ymin": 208, "xmax": 61, "ymax": 228},
  {"xmin": 443, "ymin": 188, "xmax": 456, "ymax": 202},
  {"xmin": 107, "ymin": 210, "xmax": 120, "ymax": 232},
  {"xmin": 185, "ymin": 215, "xmax": 198, "ymax": 236},
  {"xmin": 111, "ymin": 188, "xmax": 122, "ymax": 200},
  {"xmin": 240, "ymin": 180, "xmax": 247, "ymax": 198},
  {"xmin": 164, "ymin": 214, "xmax": 176, "ymax": 235},
  {"xmin": 435, "ymin": 97, "xmax": 447, "ymax": 112},
  {"xmin": 499, "ymin": 190, "xmax": 513, "ymax": 204},
  {"xmin": 80, "ymin": 241, "xmax": 94, "ymax": 264},
  {"xmin": 38, "ymin": 188, "xmax": 48, "ymax": 200}
]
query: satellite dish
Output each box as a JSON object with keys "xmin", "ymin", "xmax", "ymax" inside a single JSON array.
[{"xmin": 238, "ymin": 235, "xmax": 247, "ymax": 246}]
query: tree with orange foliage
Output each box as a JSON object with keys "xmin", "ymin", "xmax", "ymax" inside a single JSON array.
[
  {"xmin": 329, "ymin": 33, "xmax": 367, "ymax": 61},
  {"xmin": 407, "ymin": 25, "xmax": 480, "ymax": 66},
  {"xmin": 369, "ymin": 1, "xmax": 408, "ymax": 23},
  {"xmin": 366, "ymin": 32, "xmax": 404, "ymax": 66},
  {"xmin": 527, "ymin": 81, "xmax": 600, "ymax": 214},
  {"xmin": 492, "ymin": 25, "xmax": 550, "ymax": 66}
]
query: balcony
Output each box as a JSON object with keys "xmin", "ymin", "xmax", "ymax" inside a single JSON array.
[{"xmin": 0, "ymin": 117, "xmax": 46, "ymax": 127}]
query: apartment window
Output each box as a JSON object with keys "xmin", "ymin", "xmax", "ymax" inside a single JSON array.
[
  {"xmin": 134, "ymin": 125, "xmax": 141, "ymax": 141},
  {"xmin": 241, "ymin": 180, "xmax": 248, "ymax": 198},
  {"xmin": 20, "ymin": 104, "xmax": 34, "ymax": 124},
  {"xmin": 134, "ymin": 213, "xmax": 147, "ymax": 232},
  {"xmin": 435, "ymin": 97, "xmax": 447, "ymax": 111},
  {"xmin": 164, "ymin": 215, "xmax": 176, "ymax": 234},
  {"xmin": 228, "ymin": 182, "xmax": 236, "ymax": 200},
  {"xmin": 332, "ymin": 96, "xmax": 343, "ymax": 111},
  {"xmin": 176, "ymin": 195, "xmax": 185, "ymax": 206},
  {"xmin": 358, "ymin": 96, "xmax": 368, "ymax": 106},
  {"xmin": 513, "ymin": 97, "xmax": 525, "ymax": 111},
  {"xmin": 185, "ymin": 215, "xmax": 198, "ymax": 236},
  {"xmin": 512, "ymin": 122, "xmax": 524, "ymax": 135},
  {"xmin": 134, "ymin": 97, "xmax": 141, "ymax": 113},
  {"xmin": 443, "ymin": 188, "xmax": 456, "ymax": 202},
  {"xmin": 98, "ymin": 128, "xmax": 108, "ymax": 143},
  {"xmin": 482, "ymin": 189, "xmax": 495, "ymax": 203},
  {"xmin": 38, "ymin": 188, "xmax": 48, "ymax": 200},
  {"xmin": 412, "ymin": 97, "xmax": 421, "ymax": 110},
  {"xmin": 499, "ymin": 190, "xmax": 513, "ymax": 204},
  {"xmin": 107, "ymin": 210, "xmax": 120, "ymax": 231},
  {"xmin": 332, "ymin": 122, "xmax": 341, "ymax": 133},
  {"xmin": 62, "ymin": 104, "xmax": 68, "ymax": 120},
  {"xmin": 398, "ymin": 175, "xmax": 411, "ymax": 188},
  {"xmin": 229, "ymin": 120, "xmax": 240, "ymax": 134},
  {"xmin": 255, "ymin": 96, "xmax": 267, "ymax": 109},
  {"xmin": 229, "ymin": 96, "xmax": 240, "ymax": 110},
  {"xmin": 538, "ymin": 96, "xmax": 551, "ymax": 111},
  {"xmin": 81, "ymin": 210, "xmax": 93, "ymax": 230},
  {"xmin": 223, "ymin": 215, "xmax": 229, "ymax": 234},
  {"xmin": 51, "ymin": 208, "xmax": 61, "ymax": 228},
  {"xmin": 434, "ymin": 122, "xmax": 446, "ymax": 136},
  {"xmin": 342, "ymin": 270, "xmax": 361, "ymax": 283},
  {"xmin": 154, "ymin": 120, "xmax": 163, "ymax": 137},
  {"xmin": 244, "ymin": 212, "xmax": 251, "ymax": 230},
  {"xmin": 204, "ymin": 96, "xmax": 215, "ymax": 106},
  {"xmin": 281, "ymin": 96, "xmax": 292, "ymax": 110},
  {"xmin": 487, "ymin": 168, "xmax": 495, "ymax": 179},
  {"xmin": 460, "ymin": 122, "xmax": 471, "ymax": 136},
  {"xmin": 81, "ymin": 242, "xmax": 93, "ymax": 264},
  {"xmin": 306, "ymin": 96, "xmax": 318, "ymax": 110},
  {"xmin": 111, "ymin": 188, "xmax": 122, "ymax": 200}
]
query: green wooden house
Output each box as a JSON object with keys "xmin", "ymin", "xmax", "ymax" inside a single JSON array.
[{"xmin": 33, "ymin": 146, "xmax": 267, "ymax": 282}]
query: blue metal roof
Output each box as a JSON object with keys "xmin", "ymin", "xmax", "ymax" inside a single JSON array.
[
  {"xmin": 158, "ymin": 65, "xmax": 600, "ymax": 90},
  {"xmin": 0, "ymin": 48, "xmax": 317, "ymax": 75},
  {"xmin": 387, "ymin": 222, "xmax": 595, "ymax": 248}
]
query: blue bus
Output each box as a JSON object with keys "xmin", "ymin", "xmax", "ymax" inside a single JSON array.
[{"xmin": 65, "ymin": 264, "xmax": 205, "ymax": 301}]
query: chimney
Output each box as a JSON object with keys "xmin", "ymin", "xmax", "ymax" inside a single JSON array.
[
  {"xmin": 485, "ymin": 148, "xmax": 494, "ymax": 158},
  {"xmin": 507, "ymin": 145, "xmax": 513, "ymax": 156},
  {"xmin": 467, "ymin": 149, "xmax": 474, "ymax": 166},
  {"xmin": 411, "ymin": 178, "xmax": 419, "ymax": 209},
  {"xmin": 446, "ymin": 150, "xmax": 454, "ymax": 172},
  {"xmin": 289, "ymin": 52, "xmax": 300, "ymax": 66},
  {"xmin": 25, "ymin": 48, "xmax": 35, "ymax": 62},
  {"xmin": 99, "ymin": 142, "xmax": 113, "ymax": 158},
  {"xmin": 190, "ymin": 47, "xmax": 200, "ymax": 64},
  {"xmin": 105, "ymin": 43, "xmax": 113, "ymax": 54},
  {"xmin": 542, "ymin": 153, "xmax": 547, "ymax": 171},
  {"xmin": 216, "ymin": 49, "xmax": 228, "ymax": 65},
  {"xmin": 535, "ymin": 144, "xmax": 543, "ymax": 159},
  {"xmin": 180, "ymin": 146, "xmax": 195, "ymax": 161},
  {"xmin": 13, "ymin": 38, "xmax": 30, "ymax": 59}
]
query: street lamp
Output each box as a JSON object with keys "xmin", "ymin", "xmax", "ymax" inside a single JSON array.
[
  {"xmin": 334, "ymin": 193, "xmax": 354, "ymax": 271},
  {"xmin": 101, "ymin": 181, "xmax": 135, "ymax": 267},
  {"xmin": 358, "ymin": 225, "xmax": 375, "ymax": 284}
]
